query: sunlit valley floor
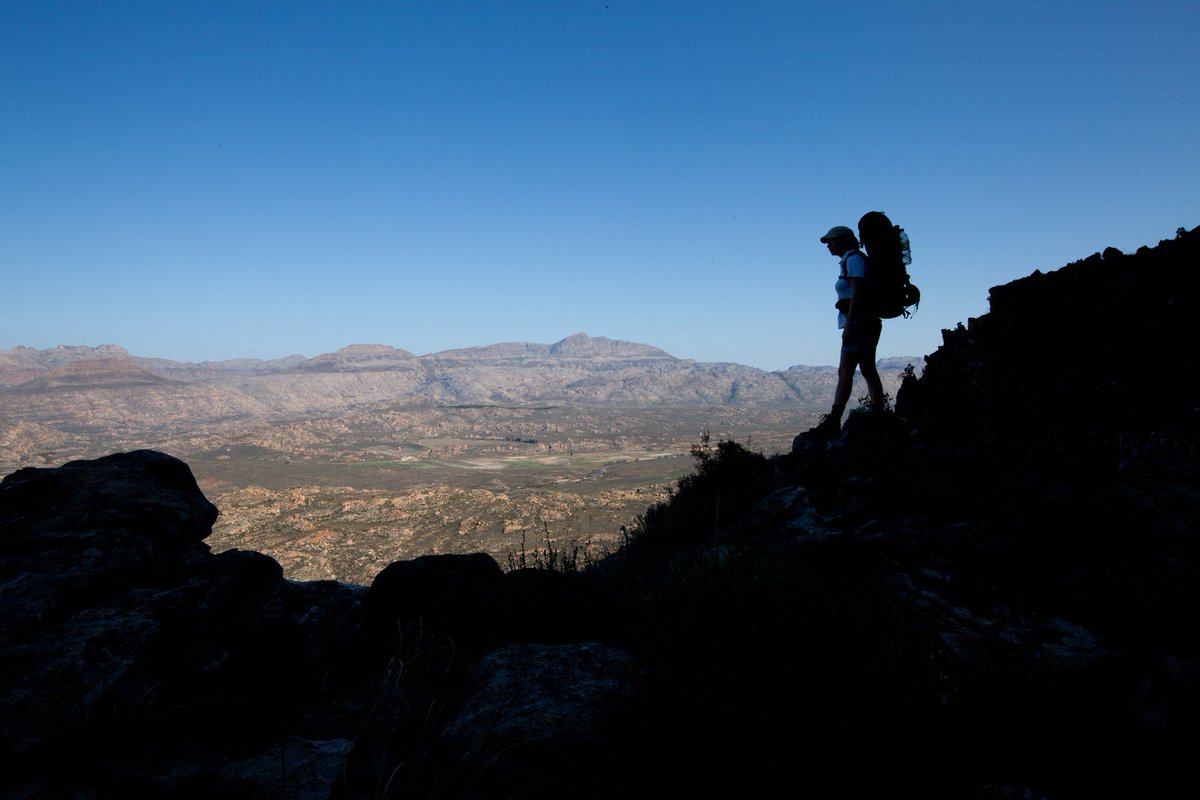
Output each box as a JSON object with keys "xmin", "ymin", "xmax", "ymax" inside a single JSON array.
[{"xmin": 196, "ymin": 405, "xmax": 816, "ymax": 584}]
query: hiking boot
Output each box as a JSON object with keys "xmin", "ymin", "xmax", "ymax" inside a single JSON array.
[
  {"xmin": 811, "ymin": 412, "xmax": 842, "ymax": 439},
  {"xmin": 792, "ymin": 412, "xmax": 843, "ymax": 453}
]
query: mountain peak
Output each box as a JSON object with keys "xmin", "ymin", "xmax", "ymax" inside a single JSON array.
[
  {"xmin": 548, "ymin": 333, "xmax": 673, "ymax": 359},
  {"xmin": 301, "ymin": 344, "xmax": 420, "ymax": 371}
]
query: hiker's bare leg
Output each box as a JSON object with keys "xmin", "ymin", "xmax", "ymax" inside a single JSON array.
[
  {"xmin": 833, "ymin": 351, "xmax": 858, "ymax": 410},
  {"xmin": 860, "ymin": 356, "xmax": 884, "ymax": 408}
]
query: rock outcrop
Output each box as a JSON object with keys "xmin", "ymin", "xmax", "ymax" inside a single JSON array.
[{"xmin": 0, "ymin": 451, "xmax": 366, "ymax": 798}]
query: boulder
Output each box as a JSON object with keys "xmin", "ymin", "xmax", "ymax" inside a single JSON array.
[
  {"xmin": 361, "ymin": 552, "xmax": 505, "ymax": 658},
  {"xmin": 0, "ymin": 451, "xmax": 361, "ymax": 798},
  {"xmin": 437, "ymin": 642, "xmax": 650, "ymax": 799}
]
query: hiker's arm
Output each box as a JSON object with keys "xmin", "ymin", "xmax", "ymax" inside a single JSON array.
[{"xmin": 844, "ymin": 276, "xmax": 866, "ymax": 337}]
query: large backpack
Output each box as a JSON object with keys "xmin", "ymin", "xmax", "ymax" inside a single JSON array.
[{"xmin": 858, "ymin": 211, "xmax": 920, "ymax": 319}]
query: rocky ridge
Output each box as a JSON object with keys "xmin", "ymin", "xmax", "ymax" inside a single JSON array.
[
  {"xmin": 0, "ymin": 334, "xmax": 917, "ymax": 422},
  {"xmin": 1, "ymin": 226, "xmax": 1196, "ymax": 798}
]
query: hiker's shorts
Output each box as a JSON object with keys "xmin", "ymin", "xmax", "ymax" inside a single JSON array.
[{"xmin": 841, "ymin": 316, "xmax": 882, "ymax": 355}]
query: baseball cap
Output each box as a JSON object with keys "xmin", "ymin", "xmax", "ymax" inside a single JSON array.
[{"xmin": 820, "ymin": 226, "xmax": 857, "ymax": 244}]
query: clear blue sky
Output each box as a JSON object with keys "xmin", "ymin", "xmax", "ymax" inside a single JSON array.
[{"xmin": 3, "ymin": 1, "xmax": 1196, "ymax": 370}]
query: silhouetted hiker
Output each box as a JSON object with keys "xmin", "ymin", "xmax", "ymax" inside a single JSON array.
[{"xmin": 810, "ymin": 224, "xmax": 885, "ymax": 438}]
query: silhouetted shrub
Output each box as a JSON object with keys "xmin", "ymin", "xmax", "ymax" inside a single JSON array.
[{"xmin": 625, "ymin": 435, "xmax": 774, "ymax": 554}]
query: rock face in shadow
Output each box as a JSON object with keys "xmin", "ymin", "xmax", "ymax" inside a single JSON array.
[
  {"xmin": 437, "ymin": 642, "xmax": 648, "ymax": 799},
  {"xmin": 1, "ymin": 226, "xmax": 1198, "ymax": 798},
  {"xmin": 0, "ymin": 450, "xmax": 364, "ymax": 799},
  {"xmin": 903, "ymin": 232, "xmax": 1196, "ymax": 469}
]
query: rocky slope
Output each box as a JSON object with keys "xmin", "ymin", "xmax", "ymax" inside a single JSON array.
[
  {"xmin": 0, "ymin": 359, "xmax": 271, "ymax": 434},
  {"xmin": 1, "ymin": 226, "xmax": 1195, "ymax": 798}
]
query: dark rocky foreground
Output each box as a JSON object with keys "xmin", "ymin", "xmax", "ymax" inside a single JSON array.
[{"xmin": 2, "ymin": 226, "xmax": 1197, "ymax": 799}]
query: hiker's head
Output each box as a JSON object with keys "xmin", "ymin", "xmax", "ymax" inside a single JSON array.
[{"xmin": 821, "ymin": 225, "xmax": 857, "ymax": 255}]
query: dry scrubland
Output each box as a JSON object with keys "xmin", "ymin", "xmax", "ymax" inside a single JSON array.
[{"xmin": 197, "ymin": 405, "xmax": 812, "ymax": 584}]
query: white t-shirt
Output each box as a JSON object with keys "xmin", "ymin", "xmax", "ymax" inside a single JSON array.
[{"xmin": 835, "ymin": 250, "xmax": 866, "ymax": 329}]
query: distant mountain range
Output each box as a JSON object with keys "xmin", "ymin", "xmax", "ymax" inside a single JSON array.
[{"xmin": 0, "ymin": 335, "xmax": 918, "ymax": 428}]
